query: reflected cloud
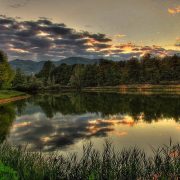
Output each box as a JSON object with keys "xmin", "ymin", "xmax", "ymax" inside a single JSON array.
[
  {"xmin": 13, "ymin": 122, "xmax": 32, "ymax": 128},
  {"xmin": 168, "ymin": 6, "xmax": 180, "ymax": 15},
  {"xmin": 8, "ymin": 111, "xmax": 135, "ymax": 151},
  {"xmin": 112, "ymin": 131, "xmax": 128, "ymax": 137},
  {"xmin": 4, "ymin": 93, "xmax": 180, "ymax": 152}
]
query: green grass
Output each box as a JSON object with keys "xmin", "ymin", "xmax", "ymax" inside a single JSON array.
[
  {"xmin": 0, "ymin": 90, "xmax": 26, "ymax": 100},
  {"xmin": 0, "ymin": 141, "xmax": 179, "ymax": 180},
  {"xmin": 0, "ymin": 161, "xmax": 18, "ymax": 180}
]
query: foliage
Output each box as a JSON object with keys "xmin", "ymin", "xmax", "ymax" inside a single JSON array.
[
  {"xmin": 35, "ymin": 54, "xmax": 180, "ymax": 89},
  {"xmin": 25, "ymin": 76, "xmax": 43, "ymax": 91},
  {"xmin": 0, "ymin": 104, "xmax": 15, "ymax": 142},
  {"xmin": 0, "ymin": 51, "xmax": 14, "ymax": 89},
  {"xmin": 51, "ymin": 63, "xmax": 73, "ymax": 85},
  {"xmin": 12, "ymin": 74, "xmax": 43, "ymax": 92},
  {"xmin": 12, "ymin": 68, "xmax": 27, "ymax": 90},
  {"xmin": 0, "ymin": 48, "xmax": 180, "ymax": 91},
  {"xmin": 0, "ymin": 90, "xmax": 26, "ymax": 100},
  {"xmin": 0, "ymin": 141, "xmax": 179, "ymax": 179},
  {"xmin": 69, "ymin": 65, "xmax": 86, "ymax": 90},
  {"xmin": 36, "ymin": 61, "xmax": 55, "ymax": 86},
  {"xmin": 0, "ymin": 161, "xmax": 18, "ymax": 180}
]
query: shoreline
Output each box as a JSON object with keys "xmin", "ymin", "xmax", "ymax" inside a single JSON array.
[
  {"xmin": 0, "ymin": 90, "xmax": 30, "ymax": 104},
  {"xmin": 27, "ymin": 84, "xmax": 180, "ymax": 95},
  {"xmin": 0, "ymin": 95, "xmax": 30, "ymax": 105},
  {"xmin": 83, "ymin": 84, "xmax": 180, "ymax": 94}
]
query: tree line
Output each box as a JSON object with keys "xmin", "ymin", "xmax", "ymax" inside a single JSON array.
[
  {"xmin": 35, "ymin": 53, "xmax": 180, "ymax": 90},
  {"xmin": 0, "ymin": 50, "xmax": 180, "ymax": 91}
]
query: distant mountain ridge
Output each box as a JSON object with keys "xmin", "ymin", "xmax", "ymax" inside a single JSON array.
[{"xmin": 10, "ymin": 57, "xmax": 99, "ymax": 74}]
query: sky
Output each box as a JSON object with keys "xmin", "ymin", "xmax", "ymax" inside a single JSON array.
[{"xmin": 0, "ymin": 0, "xmax": 179, "ymax": 61}]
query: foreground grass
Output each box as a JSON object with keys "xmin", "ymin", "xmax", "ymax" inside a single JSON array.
[
  {"xmin": 0, "ymin": 141, "xmax": 179, "ymax": 180},
  {"xmin": 0, "ymin": 90, "xmax": 26, "ymax": 100}
]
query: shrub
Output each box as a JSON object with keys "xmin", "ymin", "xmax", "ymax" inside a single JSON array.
[{"xmin": 0, "ymin": 161, "xmax": 18, "ymax": 180}]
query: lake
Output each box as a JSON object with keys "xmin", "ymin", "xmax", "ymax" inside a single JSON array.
[{"xmin": 0, "ymin": 92, "xmax": 180, "ymax": 155}]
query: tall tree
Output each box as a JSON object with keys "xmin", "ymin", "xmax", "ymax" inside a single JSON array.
[
  {"xmin": 37, "ymin": 61, "xmax": 55, "ymax": 86},
  {"xmin": 51, "ymin": 64, "xmax": 73, "ymax": 85},
  {"xmin": 0, "ymin": 50, "xmax": 14, "ymax": 89},
  {"xmin": 69, "ymin": 65, "xmax": 85, "ymax": 90},
  {"xmin": 12, "ymin": 68, "xmax": 27, "ymax": 89}
]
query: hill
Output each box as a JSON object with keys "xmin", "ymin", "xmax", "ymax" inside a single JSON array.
[{"xmin": 9, "ymin": 57, "xmax": 99, "ymax": 74}]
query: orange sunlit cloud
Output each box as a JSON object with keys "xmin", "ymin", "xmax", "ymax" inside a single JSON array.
[
  {"xmin": 168, "ymin": 6, "xmax": 180, "ymax": 15},
  {"xmin": 13, "ymin": 122, "xmax": 32, "ymax": 128},
  {"xmin": 9, "ymin": 48, "xmax": 29, "ymax": 54},
  {"xmin": 115, "ymin": 34, "xmax": 127, "ymax": 38},
  {"xmin": 89, "ymin": 118, "xmax": 136, "ymax": 127}
]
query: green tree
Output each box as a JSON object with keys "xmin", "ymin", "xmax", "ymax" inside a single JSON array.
[
  {"xmin": 27, "ymin": 75, "xmax": 43, "ymax": 91},
  {"xmin": 34, "ymin": 53, "xmax": 180, "ymax": 88},
  {"xmin": 37, "ymin": 61, "xmax": 55, "ymax": 86},
  {"xmin": 83, "ymin": 64, "xmax": 98, "ymax": 87},
  {"xmin": 12, "ymin": 68, "xmax": 27, "ymax": 90},
  {"xmin": 51, "ymin": 64, "xmax": 73, "ymax": 85},
  {"xmin": 69, "ymin": 65, "xmax": 85, "ymax": 90},
  {"xmin": 0, "ymin": 51, "xmax": 14, "ymax": 89},
  {"xmin": 126, "ymin": 58, "xmax": 141, "ymax": 83},
  {"xmin": 141, "ymin": 54, "xmax": 160, "ymax": 83}
]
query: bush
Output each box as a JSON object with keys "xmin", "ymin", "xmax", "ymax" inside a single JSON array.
[{"xmin": 0, "ymin": 161, "xmax": 18, "ymax": 180}]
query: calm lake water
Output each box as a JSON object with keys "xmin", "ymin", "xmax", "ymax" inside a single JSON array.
[{"xmin": 0, "ymin": 92, "xmax": 180, "ymax": 155}]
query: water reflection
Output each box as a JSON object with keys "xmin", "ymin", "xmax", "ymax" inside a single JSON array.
[
  {"xmin": 1, "ymin": 93, "xmax": 179, "ymax": 152},
  {"xmin": 29, "ymin": 93, "xmax": 180, "ymax": 122},
  {"xmin": 0, "ymin": 104, "xmax": 16, "ymax": 142}
]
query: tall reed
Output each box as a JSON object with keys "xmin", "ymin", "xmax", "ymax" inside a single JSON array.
[{"xmin": 0, "ymin": 141, "xmax": 179, "ymax": 179}]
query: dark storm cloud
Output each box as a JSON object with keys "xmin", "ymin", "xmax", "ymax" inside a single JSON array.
[
  {"xmin": 83, "ymin": 32, "xmax": 112, "ymax": 43},
  {"xmin": 0, "ymin": 15, "xmax": 179, "ymax": 61},
  {"xmin": 0, "ymin": 15, "xmax": 115, "ymax": 60}
]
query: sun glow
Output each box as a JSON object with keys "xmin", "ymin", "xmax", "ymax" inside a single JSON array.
[
  {"xmin": 9, "ymin": 48, "xmax": 29, "ymax": 53},
  {"xmin": 37, "ymin": 31, "xmax": 50, "ymax": 37}
]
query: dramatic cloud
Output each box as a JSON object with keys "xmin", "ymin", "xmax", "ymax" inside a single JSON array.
[
  {"xmin": 168, "ymin": 6, "xmax": 180, "ymax": 15},
  {"xmin": 0, "ymin": 15, "xmax": 179, "ymax": 61}
]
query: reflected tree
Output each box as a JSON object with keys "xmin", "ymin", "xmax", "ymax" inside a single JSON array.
[
  {"xmin": 0, "ymin": 104, "xmax": 16, "ymax": 142},
  {"xmin": 32, "ymin": 93, "xmax": 180, "ymax": 122}
]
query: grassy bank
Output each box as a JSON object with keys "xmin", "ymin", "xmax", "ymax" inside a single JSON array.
[
  {"xmin": 84, "ymin": 84, "xmax": 180, "ymax": 94},
  {"xmin": 0, "ymin": 90, "xmax": 28, "ymax": 104},
  {"xmin": 0, "ymin": 141, "xmax": 179, "ymax": 179},
  {"xmin": 0, "ymin": 90, "xmax": 26, "ymax": 99}
]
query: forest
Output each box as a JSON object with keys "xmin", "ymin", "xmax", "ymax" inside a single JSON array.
[{"xmin": 0, "ymin": 50, "xmax": 180, "ymax": 91}]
